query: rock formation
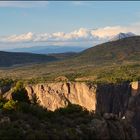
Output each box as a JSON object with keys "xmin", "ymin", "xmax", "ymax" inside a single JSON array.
[{"xmin": 25, "ymin": 82, "xmax": 96, "ymax": 111}]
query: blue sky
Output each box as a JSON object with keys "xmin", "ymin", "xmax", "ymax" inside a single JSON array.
[{"xmin": 0, "ymin": 1, "xmax": 140, "ymax": 49}]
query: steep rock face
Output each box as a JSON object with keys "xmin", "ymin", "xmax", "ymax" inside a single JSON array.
[
  {"xmin": 96, "ymin": 82, "xmax": 131, "ymax": 117},
  {"xmin": 25, "ymin": 82, "xmax": 96, "ymax": 111},
  {"xmin": 22, "ymin": 81, "xmax": 140, "ymax": 117},
  {"xmin": 95, "ymin": 81, "xmax": 140, "ymax": 137},
  {"xmin": 126, "ymin": 81, "xmax": 140, "ymax": 136}
]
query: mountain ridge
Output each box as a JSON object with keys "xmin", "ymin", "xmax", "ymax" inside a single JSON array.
[{"xmin": 6, "ymin": 45, "xmax": 86, "ymax": 54}]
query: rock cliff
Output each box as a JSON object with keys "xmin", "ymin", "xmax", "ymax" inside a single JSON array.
[
  {"xmin": 25, "ymin": 82, "xmax": 96, "ymax": 111},
  {"xmin": 96, "ymin": 82, "xmax": 131, "ymax": 117},
  {"xmin": 2, "ymin": 81, "xmax": 139, "ymax": 115}
]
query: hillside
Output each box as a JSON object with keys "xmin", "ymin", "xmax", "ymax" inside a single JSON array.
[
  {"xmin": 0, "ymin": 51, "xmax": 58, "ymax": 67},
  {"xmin": 0, "ymin": 36, "xmax": 140, "ymax": 82},
  {"xmin": 2, "ymin": 36, "xmax": 140, "ymax": 67},
  {"xmin": 47, "ymin": 52, "xmax": 77, "ymax": 60},
  {"xmin": 76, "ymin": 36, "xmax": 140, "ymax": 65}
]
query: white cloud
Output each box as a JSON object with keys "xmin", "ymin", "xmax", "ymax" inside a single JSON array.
[
  {"xmin": 0, "ymin": 28, "xmax": 102, "ymax": 43},
  {"xmin": 7, "ymin": 32, "xmax": 33, "ymax": 42},
  {"xmin": 0, "ymin": 1, "xmax": 48, "ymax": 8},
  {"xmin": 92, "ymin": 26, "xmax": 127, "ymax": 38},
  {"xmin": 0, "ymin": 22, "xmax": 140, "ymax": 49},
  {"xmin": 88, "ymin": 22, "xmax": 140, "ymax": 38},
  {"xmin": 0, "ymin": 32, "xmax": 33, "ymax": 43}
]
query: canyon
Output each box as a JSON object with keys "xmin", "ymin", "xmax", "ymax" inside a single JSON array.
[{"xmin": 1, "ymin": 81, "xmax": 140, "ymax": 138}]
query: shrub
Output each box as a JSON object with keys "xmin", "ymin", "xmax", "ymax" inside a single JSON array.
[
  {"xmin": 18, "ymin": 102, "xmax": 49, "ymax": 120},
  {"xmin": 3, "ymin": 100, "xmax": 18, "ymax": 111},
  {"xmin": 0, "ymin": 122, "xmax": 24, "ymax": 140},
  {"xmin": 12, "ymin": 81, "xmax": 30, "ymax": 103},
  {"xmin": 55, "ymin": 104, "xmax": 86, "ymax": 115}
]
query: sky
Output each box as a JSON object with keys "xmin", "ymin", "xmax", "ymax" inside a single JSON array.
[{"xmin": 0, "ymin": 1, "xmax": 140, "ymax": 50}]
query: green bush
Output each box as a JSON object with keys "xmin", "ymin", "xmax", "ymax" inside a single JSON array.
[
  {"xmin": 12, "ymin": 81, "xmax": 30, "ymax": 103},
  {"xmin": 18, "ymin": 102, "xmax": 50, "ymax": 120},
  {"xmin": 3, "ymin": 100, "xmax": 18, "ymax": 111}
]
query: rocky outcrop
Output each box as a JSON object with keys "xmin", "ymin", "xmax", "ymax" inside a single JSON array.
[
  {"xmin": 25, "ymin": 82, "xmax": 96, "ymax": 111},
  {"xmin": 0, "ymin": 85, "xmax": 11, "ymax": 97}
]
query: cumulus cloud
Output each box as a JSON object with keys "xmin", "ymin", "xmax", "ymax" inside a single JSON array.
[
  {"xmin": 0, "ymin": 22, "xmax": 140, "ymax": 47},
  {"xmin": 0, "ymin": 28, "xmax": 103, "ymax": 44},
  {"xmin": 0, "ymin": 32, "xmax": 33, "ymax": 43},
  {"xmin": 7, "ymin": 32, "xmax": 33, "ymax": 42},
  {"xmin": 92, "ymin": 23, "xmax": 140, "ymax": 38},
  {"xmin": 92, "ymin": 26, "xmax": 127, "ymax": 38}
]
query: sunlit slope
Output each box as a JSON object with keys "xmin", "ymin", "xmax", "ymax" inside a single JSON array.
[
  {"xmin": 76, "ymin": 36, "xmax": 140, "ymax": 65},
  {"xmin": 1, "ymin": 36, "xmax": 140, "ymax": 82}
]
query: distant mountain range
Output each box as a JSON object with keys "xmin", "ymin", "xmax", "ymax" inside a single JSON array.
[{"xmin": 7, "ymin": 46, "xmax": 86, "ymax": 54}]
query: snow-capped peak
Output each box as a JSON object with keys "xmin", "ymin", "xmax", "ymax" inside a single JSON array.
[{"xmin": 110, "ymin": 32, "xmax": 136, "ymax": 41}]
